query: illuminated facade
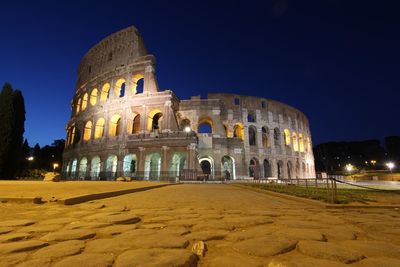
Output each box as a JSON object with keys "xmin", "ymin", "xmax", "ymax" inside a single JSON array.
[{"xmin": 63, "ymin": 26, "xmax": 315, "ymax": 180}]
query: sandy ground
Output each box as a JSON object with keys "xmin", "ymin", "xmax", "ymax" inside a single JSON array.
[{"xmin": 0, "ymin": 183, "xmax": 399, "ymax": 266}]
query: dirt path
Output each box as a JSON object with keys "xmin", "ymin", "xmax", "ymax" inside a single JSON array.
[{"xmin": 1, "ymin": 184, "xmax": 399, "ymax": 266}]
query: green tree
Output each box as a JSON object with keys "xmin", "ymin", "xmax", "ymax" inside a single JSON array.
[{"xmin": 0, "ymin": 83, "xmax": 26, "ymax": 179}]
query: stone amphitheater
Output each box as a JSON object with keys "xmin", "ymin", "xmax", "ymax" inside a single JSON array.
[{"xmin": 62, "ymin": 26, "xmax": 315, "ymax": 181}]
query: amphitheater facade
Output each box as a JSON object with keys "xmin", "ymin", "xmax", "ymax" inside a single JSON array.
[{"xmin": 62, "ymin": 26, "xmax": 316, "ymax": 181}]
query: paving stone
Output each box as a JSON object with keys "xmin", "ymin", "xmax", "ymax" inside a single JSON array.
[
  {"xmin": 85, "ymin": 238, "xmax": 133, "ymax": 253},
  {"xmin": 52, "ymin": 253, "xmax": 115, "ymax": 267},
  {"xmin": 0, "ymin": 227, "xmax": 13, "ymax": 235},
  {"xmin": 15, "ymin": 258, "xmax": 52, "ymax": 267},
  {"xmin": 0, "ymin": 232, "xmax": 31, "ymax": 243},
  {"xmin": 85, "ymin": 212, "xmax": 141, "ymax": 224},
  {"xmin": 96, "ymin": 225, "xmax": 137, "ymax": 236},
  {"xmin": 2, "ymin": 220, "xmax": 36, "ymax": 227},
  {"xmin": 64, "ymin": 221, "xmax": 111, "ymax": 230},
  {"xmin": 297, "ymin": 240, "xmax": 365, "ymax": 263},
  {"xmin": 140, "ymin": 223, "xmax": 166, "ymax": 229},
  {"xmin": 40, "ymin": 229, "xmax": 96, "ymax": 242},
  {"xmin": 18, "ymin": 224, "xmax": 62, "ymax": 234},
  {"xmin": 275, "ymin": 228, "xmax": 326, "ymax": 241},
  {"xmin": 83, "ymin": 212, "xmax": 121, "ymax": 221},
  {"xmin": 39, "ymin": 218, "xmax": 76, "ymax": 225},
  {"xmin": 338, "ymin": 240, "xmax": 400, "ymax": 259},
  {"xmin": 233, "ymin": 236, "xmax": 297, "ymax": 257},
  {"xmin": 0, "ymin": 240, "xmax": 48, "ymax": 254},
  {"xmin": 353, "ymin": 257, "xmax": 400, "ymax": 267},
  {"xmin": 192, "ymin": 240, "xmax": 207, "ymax": 257},
  {"xmin": 119, "ymin": 232, "xmax": 190, "ymax": 249},
  {"xmin": 31, "ymin": 240, "xmax": 85, "ymax": 259},
  {"xmin": 225, "ymin": 225, "xmax": 277, "ymax": 242},
  {"xmin": 0, "ymin": 252, "xmax": 28, "ymax": 266},
  {"xmin": 268, "ymin": 256, "xmax": 346, "ymax": 267},
  {"xmin": 277, "ymin": 220, "xmax": 329, "ymax": 229},
  {"xmin": 220, "ymin": 216, "xmax": 274, "ymax": 228},
  {"xmin": 114, "ymin": 248, "xmax": 197, "ymax": 267},
  {"xmin": 185, "ymin": 230, "xmax": 228, "ymax": 241}
]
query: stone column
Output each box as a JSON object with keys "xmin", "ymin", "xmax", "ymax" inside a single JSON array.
[
  {"xmin": 140, "ymin": 105, "xmax": 147, "ymax": 133},
  {"xmin": 143, "ymin": 66, "xmax": 159, "ymax": 94},
  {"xmin": 162, "ymin": 100, "xmax": 172, "ymax": 132},
  {"xmin": 161, "ymin": 146, "xmax": 169, "ymax": 179},
  {"xmin": 125, "ymin": 74, "xmax": 133, "ymax": 97},
  {"xmin": 138, "ymin": 147, "xmax": 145, "ymax": 179}
]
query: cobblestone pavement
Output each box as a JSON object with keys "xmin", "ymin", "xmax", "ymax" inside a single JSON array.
[{"xmin": 0, "ymin": 184, "xmax": 399, "ymax": 266}]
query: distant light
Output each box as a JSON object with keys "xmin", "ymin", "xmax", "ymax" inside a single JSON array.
[
  {"xmin": 27, "ymin": 156, "xmax": 34, "ymax": 161},
  {"xmin": 370, "ymin": 160, "xmax": 376, "ymax": 165},
  {"xmin": 345, "ymin": 164, "xmax": 354, "ymax": 172},
  {"xmin": 184, "ymin": 126, "xmax": 191, "ymax": 133},
  {"xmin": 386, "ymin": 162, "xmax": 395, "ymax": 171},
  {"xmin": 53, "ymin": 163, "xmax": 59, "ymax": 171}
]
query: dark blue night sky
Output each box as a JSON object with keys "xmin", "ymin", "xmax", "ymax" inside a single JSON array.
[{"xmin": 1, "ymin": 0, "xmax": 399, "ymax": 146}]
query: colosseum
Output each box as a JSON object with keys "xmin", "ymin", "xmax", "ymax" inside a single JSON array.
[{"xmin": 62, "ymin": 26, "xmax": 316, "ymax": 181}]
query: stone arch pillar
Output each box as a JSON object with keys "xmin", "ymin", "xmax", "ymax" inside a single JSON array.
[{"xmin": 144, "ymin": 66, "xmax": 159, "ymax": 93}]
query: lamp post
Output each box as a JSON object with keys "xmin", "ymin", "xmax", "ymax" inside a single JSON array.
[
  {"xmin": 53, "ymin": 163, "xmax": 59, "ymax": 172},
  {"xmin": 386, "ymin": 162, "xmax": 395, "ymax": 173},
  {"xmin": 345, "ymin": 163, "xmax": 354, "ymax": 175}
]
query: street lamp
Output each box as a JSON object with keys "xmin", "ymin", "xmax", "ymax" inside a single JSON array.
[
  {"xmin": 184, "ymin": 126, "xmax": 191, "ymax": 133},
  {"xmin": 345, "ymin": 164, "xmax": 354, "ymax": 174},
  {"xmin": 53, "ymin": 163, "xmax": 59, "ymax": 171},
  {"xmin": 386, "ymin": 162, "xmax": 395, "ymax": 172},
  {"xmin": 27, "ymin": 156, "xmax": 34, "ymax": 161}
]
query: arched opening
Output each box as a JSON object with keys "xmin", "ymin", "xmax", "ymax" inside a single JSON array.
[
  {"xmin": 296, "ymin": 160, "xmax": 300, "ymax": 179},
  {"xmin": 147, "ymin": 109, "xmax": 163, "ymax": 132},
  {"xmin": 100, "ymin": 83, "xmax": 110, "ymax": 101},
  {"xmin": 123, "ymin": 154, "xmax": 137, "ymax": 176},
  {"xmin": 78, "ymin": 157, "xmax": 88, "ymax": 179},
  {"xmin": 274, "ymin": 128, "xmax": 281, "ymax": 147},
  {"xmin": 90, "ymin": 88, "xmax": 98, "ymax": 106},
  {"xmin": 106, "ymin": 155, "xmax": 118, "ymax": 179},
  {"xmin": 287, "ymin": 161, "xmax": 293, "ymax": 179},
  {"xmin": 199, "ymin": 156, "xmax": 214, "ymax": 180},
  {"xmin": 277, "ymin": 160, "xmax": 284, "ymax": 179},
  {"xmin": 144, "ymin": 153, "xmax": 161, "ymax": 180},
  {"xmin": 170, "ymin": 153, "xmax": 186, "ymax": 178},
  {"xmin": 91, "ymin": 156, "xmax": 101, "ymax": 180},
  {"xmin": 198, "ymin": 117, "xmax": 213, "ymax": 134},
  {"xmin": 306, "ymin": 137, "xmax": 311, "ymax": 152},
  {"xmin": 94, "ymin": 118, "xmax": 105, "ymax": 139},
  {"xmin": 292, "ymin": 132, "xmax": 298, "ymax": 151},
  {"xmin": 262, "ymin": 127, "xmax": 269, "ymax": 148},
  {"xmin": 115, "ymin": 78, "xmax": 126, "ymax": 98},
  {"xmin": 82, "ymin": 93, "xmax": 88, "ymax": 111},
  {"xmin": 263, "ymin": 159, "xmax": 272, "ymax": 178},
  {"xmin": 109, "ymin": 114, "xmax": 122, "ymax": 137},
  {"xmin": 248, "ymin": 126, "xmax": 257, "ymax": 146},
  {"xmin": 233, "ymin": 123, "xmax": 245, "ymax": 141},
  {"xmin": 132, "ymin": 114, "xmax": 141, "ymax": 134},
  {"xmin": 132, "ymin": 74, "xmax": 144, "ymax": 94},
  {"xmin": 71, "ymin": 158, "xmax": 78, "ymax": 178},
  {"xmin": 83, "ymin": 121, "xmax": 92, "ymax": 141},
  {"xmin": 299, "ymin": 134, "xmax": 304, "ymax": 152},
  {"xmin": 76, "ymin": 98, "xmax": 81, "ymax": 114},
  {"xmin": 284, "ymin": 129, "xmax": 291, "ymax": 146},
  {"xmin": 249, "ymin": 158, "xmax": 260, "ymax": 179},
  {"xmin": 221, "ymin": 155, "xmax": 235, "ymax": 180},
  {"xmin": 223, "ymin": 124, "xmax": 229, "ymax": 137},
  {"xmin": 180, "ymin": 118, "xmax": 191, "ymax": 132}
]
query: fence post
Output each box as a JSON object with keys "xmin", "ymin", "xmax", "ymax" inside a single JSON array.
[{"xmin": 326, "ymin": 178, "xmax": 331, "ymax": 203}]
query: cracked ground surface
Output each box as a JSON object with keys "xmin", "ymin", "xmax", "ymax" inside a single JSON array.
[{"xmin": 0, "ymin": 183, "xmax": 399, "ymax": 266}]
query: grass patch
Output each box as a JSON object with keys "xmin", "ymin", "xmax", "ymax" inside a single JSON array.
[{"xmin": 243, "ymin": 183, "xmax": 397, "ymax": 204}]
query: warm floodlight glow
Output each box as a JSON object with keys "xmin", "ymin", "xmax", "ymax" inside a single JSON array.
[
  {"xmin": 386, "ymin": 162, "xmax": 395, "ymax": 172},
  {"xmin": 345, "ymin": 164, "xmax": 354, "ymax": 172},
  {"xmin": 184, "ymin": 126, "xmax": 191, "ymax": 133},
  {"xmin": 27, "ymin": 156, "xmax": 34, "ymax": 161},
  {"xmin": 53, "ymin": 163, "xmax": 59, "ymax": 170}
]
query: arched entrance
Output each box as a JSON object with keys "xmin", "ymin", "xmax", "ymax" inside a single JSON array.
[
  {"xmin": 91, "ymin": 156, "xmax": 101, "ymax": 180},
  {"xmin": 263, "ymin": 159, "xmax": 272, "ymax": 178},
  {"xmin": 249, "ymin": 158, "xmax": 260, "ymax": 179},
  {"xmin": 106, "ymin": 155, "xmax": 118, "ymax": 179},
  {"xmin": 145, "ymin": 153, "xmax": 161, "ymax": 180},
  {"xmin": 170, "ymin": 153, "xmax": 186, "ymax": 178},
  {"xmin": 123, "ymin": 154, "xmax": 137, "ymax": 176},
  {"xmin": 277, "ymin": 160, "xmax": 284, "ymax": 179},
  {"xmin": 221, "ymin": 155, "xmax": 236, "ymax": 180},
  {"xmin": 199, "ymin": 156, "xmax": 214, "ymax": 180}
]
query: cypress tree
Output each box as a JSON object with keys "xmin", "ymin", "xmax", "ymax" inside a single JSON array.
[{"xmin": 0, "ymin": 83, "xmax": 26, "ymax": 179}]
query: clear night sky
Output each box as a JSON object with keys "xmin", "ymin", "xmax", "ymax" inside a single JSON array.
[{"xmin": 1, "ymin": 0, "xmax": 399, "ymax": 146}]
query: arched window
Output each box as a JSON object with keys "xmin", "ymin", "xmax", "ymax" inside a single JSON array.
[
  {"xmin": 100, "ymin": 83, "xmax": 110, "ymax": 102},
  {"xmin": 71, "ymin": 158, "xmax": 78, "ymax": 177},
  {"xmin": 234, "ymin": 123, "xmax": 245, "ymax": 141},
  {"xmin": 83, "ymin": 121, "xmax": 92, "ymax": 141},
  {"xmin": 79, "ymin": 157, "xmax": 88, "ymax": 179},
  {"xmin": 262, "ymin": 127, "xmax": 269, "ymax": 148},
  {"xmin": 274, "ymin": 128, "xmax": 281, "ymax": 147},
  {"xmin": 248, "ymin": 126, "xmax": 257, "ymax": 146},
  {"xmin": 69, "ymin": 127, "xmax": 76, "ymax": 145},
  {"xmin": 145, "ymin": 153, "xmax": 161, "ymax": 180},
  {"xmin": 91, "ymin": 156, "xmax": 101, "ymax": 179},
  {"xmin": 115, "ymin": 78, "xmax": 126, "ymax": 98},
  {"xmin": 284, "ymin": 129, "xmax": 291, "ymax": 146},
  {"xmin": 247, "ymin": 113, "xmax": 255, "ymax": 123},
  {"xmin": 109, "ymin": 114, "xmax": 121, "ymax": 137},
  {"xmin": 123, "ymin": 154, "xmax": 137, "ymax": 176},
  {"xmin": 287, "ymin": 161, "xmax": 293, "ymax": 179},
  {"xmin": 106, "ymin": 155, "xmax": 118, "ymax": 178},
  {"xmin": 198, "ymin": 122, "xmax": 212, "ymax": 133},
  {"xmin": 249, "ymin": 158, "xmax": 260, "ymax": 179},
  {"xmin": 277, "ymin": 160, "xmax": 284, "ymax": 179},
  {"xmin": 263, "ymin": 159, "xmax": 272, "ymax": 178},
  {"xmin": 292, "ymin": 132, "xmax": 298, "ymax": 151},
  {"xmin": 221, "ymin": 156, "xmax": 235, "ymax": 180},
  {"xmin": 180, "ymin": 118, "xmax": 191, "ymax": 132},
  {"xmin": 94, "ymin": 118, "xmax": 105, "ymax": 139},
  {"xmin": 81, "ymin": 93, "xmax": 88, "ymax": 111},
  {"xmin": 90, "ymin": 89, "xmax": 98, "ymax": 106},
  {"xmin": 306, "ymin": 137, "xmax": 311, "ymax": 152},
  {"xmin": 302, "ymin": 162, "xmax": 306, "ymax": 177},
  {"xmin": 299, "ymin": 133, "xmax": 304, "ymax": 152},
  {"xmin": 170, "ymin": 153, "xmax": 186, "ymax": 178},
  {"xmin": 76, "ymin": 98, "xmax": 81, "ymax": 114},
  {"xmin": 132, "ymin": 114, "xmax": 141, "ymax": 134},
  {"xmin": 132, "ymin": 74, "xmax": 144, "ymax": 94}
]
